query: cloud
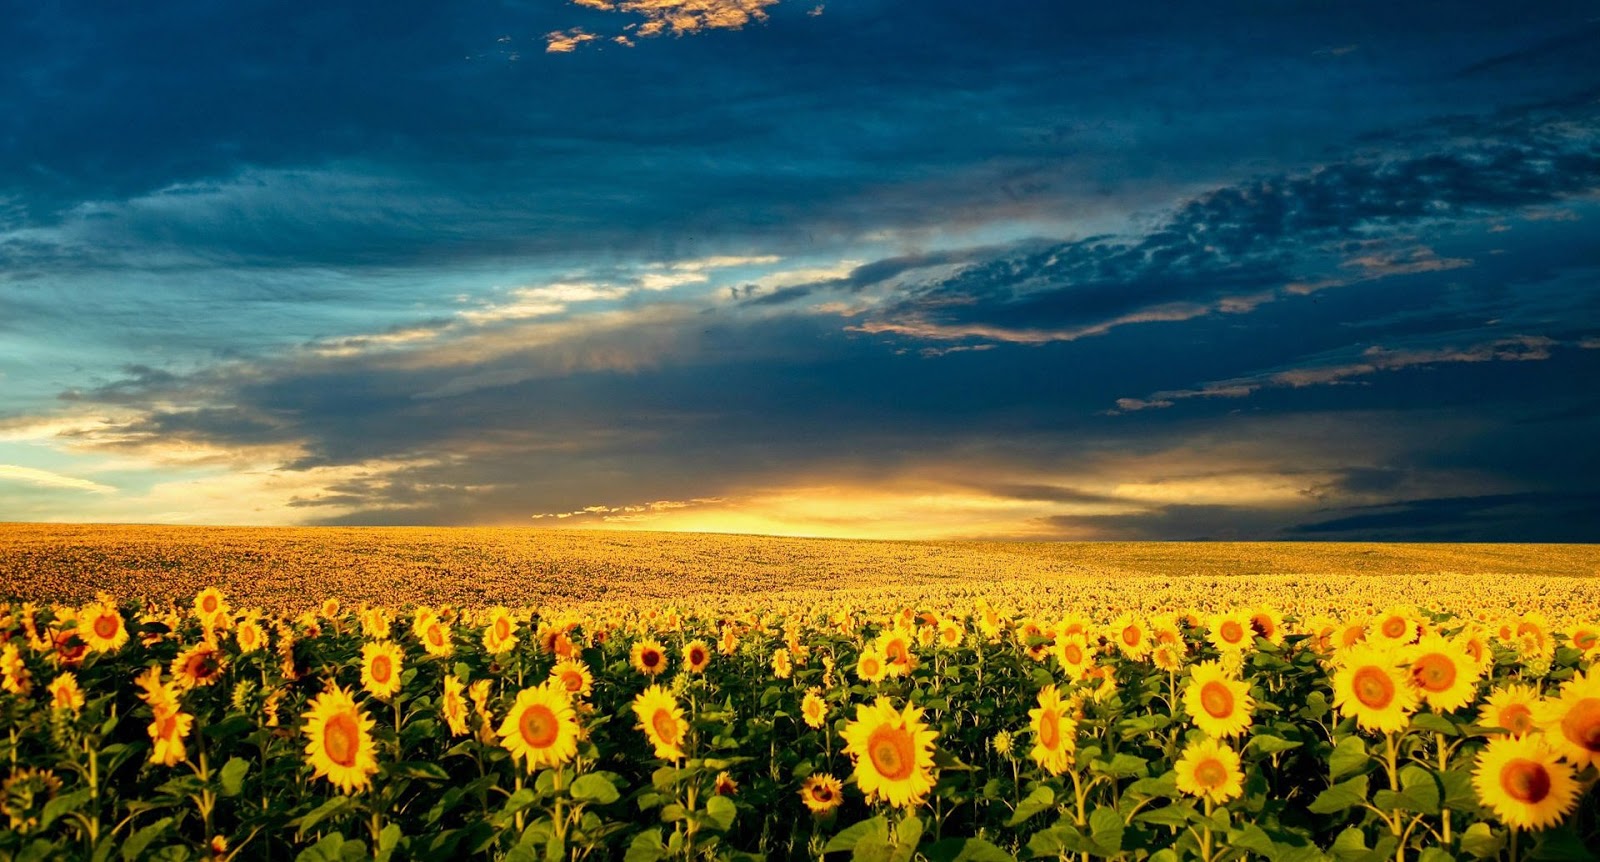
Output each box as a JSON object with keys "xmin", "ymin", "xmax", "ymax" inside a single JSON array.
[
  {"xmin": 0, "ymin": 464, "xmax": 115, "ymax": 494},
  {"xmin": 548, "ymin": 0, "xmax": 781, "ymax": 50}
]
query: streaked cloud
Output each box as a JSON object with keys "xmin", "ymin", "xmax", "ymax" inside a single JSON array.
[{"xmin": 0, "ymin": 464, "xmax": 115, "ymax": 495}]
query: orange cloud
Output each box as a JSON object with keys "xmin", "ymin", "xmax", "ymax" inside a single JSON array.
[{"xmin": 548, "ymin": 0, "xmax": 780, "ymax": 51}]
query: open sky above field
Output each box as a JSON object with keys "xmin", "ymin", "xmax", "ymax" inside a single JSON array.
[{"xmin": 1, "ymin": 1, "xmax": 1598, "ymax": 539}]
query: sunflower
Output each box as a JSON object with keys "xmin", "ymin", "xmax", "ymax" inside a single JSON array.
[
  {"xmin": 359, "ymin": 607, "xmax": 392, "ymax": 640},
  {"xmin": 714, "ymin": 771, "xmax": 738, "ymax": 795},
  {"xmin": 976, "ymin": 601, "xmax": 1006, "ymax": 642},
  {"xmin": 46, "ymin": 673, "xmax": 84, "ymax": 712},
  {"xmin": 1514, "ymin": 614, "xmax": 1554, "ymax": 659},
  {"xmin": 1, "ymin": 768, "xmax": 62, "ymax": 834},
  {"xmin": 418, "ymin": 618, "xmax": 453, "ymax": 658},
  {"xmin": 1335, "ymin": 618, "xmax": 1369, "ymax": 650},
  {"xmin": 876, "ymin": 630, "xmax": 916, "ymax": 677},
  {"xmin": 718, "ymin": 625, "xmax": 740, "ymax": 655},
  {"xmin": 1208, "ymin": 612, "xmax": 1254, "ymax": 653},
  {"xmin": 802, "ymin": 688, "xmax": 828, "ymax": 729},
  {"xmin": 441, "ymin": 674, "xmax": 470, "ymax": 736},
  {"xmin": 1458, "ymin": 626, "xmax": 1494, "ymax": 673},
  {"xmin": 937, "ymin": 621, "xmax": 963, "ymax": 649},
  {"xmin": 633, "ymin": 685, "xmax": 689, "ymax": 761},
  {"xmin": 1479, "ymin": 684, "xmax": 1541, "ymax": 737},
  {"xmin": 192, "ymin": 588, "xmax": 230, "ymax": 626},
  {"xmin": 1248, "ymin": 607, "xmax": 1285, "ymax": 646},
  {"xmin": 1332, "ymin": 643, "xmax": 1418, "ymax": 734},
  {"xmin": 1109, "ymin": 613, "xmax": 1151, "ymax": 661},
  {"xmin": 856, "ymin": 647, "xmax": 888, "ymax": 683},
  {"xmin": 549, "ymin": 659, "xmax": 595, "ymax": 698},
  {"xmin": 799, "ymin": 774, "xmax": 844, "ymax": 815},
  {"xmin": 498, "ymin": 681, "xmax": 580, "ymax": 771},
  {"xmin": 1174, "ymin": 738, "xmax": 1244, "ymax": 804},
  {"xmin": 1373, "ymin": 606, "xmax": 1420, "ymax": 647},
  {"xmin": 170, "ymin": 642, "xmax": 226, "ymax": 689},
  {"xmin": 1152, "ymin": 642, "xmax": 1185, "ymax": 672},
  {"xmin": 1568, "ymin": 624, "xmax": 1600, "ymax": 657},
  {"xmin": 79, "ymin": 602, "xmax": 128, "ymax": 653},
  {"xmin": 320, "ymin": 597, "xmax": 342, "ymax": 621},
  {"xmin": 1404, "ymin": 634, "xmax": 1480, "ymax": 713},
  {"xmin": 630, "ymin": 638, "xmax": 669, "ymax": 677},
  {"xmin": 1, "ymin": 644, "xmax": 31, "ymax": 696},
  {"xmin": 840, "ymin": 696, "xmax": 938, "ymax": 808},
  {"xmin": 482, "ymin": 607, "xmax": 518, "ymax": 655},
  {"xmin": 1472, "ymin": 735, "xmax": 1580, "ymax": 830},
  {"xmin": 772, "ymin": 648, "xmax": 793, "ymax": 680},
  {"xmin": 1053, "ymin": 634, "xmax": 1094, "ymax": 681},
  {"xmin": 1536, "ymin": 670, "xmax": 1600, "ymax": 768},
  {"xmin": 1028, "ymin": 684, "xmax": 1077, "ymax": 775},
  {"xmin": 302, "ymin": 686, "xmax": 379, "ymax": 794},
  {"xmin": 147, "ymin": 704, "xmax": 194, "ymax": 767},
  {"xmin": 360, "ymin": 641, "xmax": 404, "ymax": 700},
  {"xmin": 1183, "ymin": 661, "xmax": 1254, "ymax": 738},
  {"xmin": 234, "ymin": 619, "xmax": 266, "ymax": 654},
  {"xmin": 683, "ymin": 639, "xmax": 712, "ymax": 673}
]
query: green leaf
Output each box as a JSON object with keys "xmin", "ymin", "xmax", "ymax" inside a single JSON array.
[
  {"xmin": 1374, "ymin": 766, "xmax": 1441, "ymax": 815},
  {"xmin": 891, "ymin": 816, "xmax": 923, "ymax": 862},
  {"xmin": 1308, "ymin": 774, "xmax": 1369, "ymax": 815},
  {"xmin": 219, "ymin": 757, "xmax": 249, "ymax": 797},
  {"xmin": 1227, "ymin": 825, "xmax": 1276, "ymax": 857},
  {"xmin": 1026, "ymin": 826, "xmax": 1090, "ymax": 858},
  {"xmin": 39, "ymin": 788, "xmax": 93, "ymax": 831},
  {"xmin": 387, "ymin": 761, "xmax": 449, "ymax": 782},
  {"xmin": 1329, "ymin": 828, "xmax": 1370, "ymax": 862},
  {"xmin": 1134, "ymin": 806, "xmax": 1192, "ymax": 829},
  {"xmin": 1410, "ymin": 712, "xmax": 1458, "ymax": 736},
  {"xmin": 1092, "ymin": 752, "xmax": 1147, "ymax": 777},
  {"xmin": 1530, "ymin": 823, "xmax": 1599, "ymax": 862},
  {"xmin": 1088, "ymin": 806, "xmax": 1124, "ymax": 855},
  {"xmin": 705, "ymin": 795, "xmax": 737, "ymax": 833},
  {"xmin": 826, "ymin": 817, "xmax": 890, "ymax": 854},
  {"xmin": 624, "ymin": 830, "xmax": 665, "ymax": 862},
  {"xmin": 1249, "ymin": 734, "xmax": 1303, "ymax": 754},
  {"xmin": 1418, "ymin": 849, "xmax": 1456, "ymax": 862},
  {"xmin": 203, "ymin": 714, "xmax": 253, "ymax": 740},
  {"xmin": 375, "ymin": 824, "xmax": 403, "ymax": 862},
  {"xmin": 121, "ymin": 817, "xmax": 174, "ymax": 862},
  {"xmin": 1125, "ymin": 775, "xmax": 1180, "ymax": 799},
  {"xmin": 570, "ymin": 773, "xmax": 621, "ymax": 805},
  {"xmin": 1459, "ymin": 823, "xmax": 1505, "ymax": 860},
  {"xmin": 295, "ymin": 796, "xmax": 352, "ymax": 839},
  {"xmin": 1328, "ymin": 736, "xmax": 1369, "ymax": 781},
  {"xmin": 923, "ymin": 838, "xmax": 1016, "ymax": 862},
  {"xmin": 1006, "ymin": 785, "xmax": 1054, "ymax": 826}
]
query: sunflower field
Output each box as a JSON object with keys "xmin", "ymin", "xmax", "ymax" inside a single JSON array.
[{"xmin": 2, "ymin": 590, "xmax": 1599, "ymax": 862}]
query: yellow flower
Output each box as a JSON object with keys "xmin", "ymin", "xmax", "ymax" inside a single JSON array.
[
  {"xmin": 840, "ymin": 696, "xmax": 938, "ymax": 808},
  {"xmin": 799, "ymin": 773, "xmax": 844, "ymax": 814},
  {"xmin": 855, "ymin": 647, "xmax": 888, "ymax": 683},
  {"xmin": 497, "ymin": 682, "xmax": 580, "ymax": 771},
  {"xmin": 47, "ymin": 673, "xmax": 85, "ymax": 713},
  {"xmin": 1, "ymin": 643, "xmax": 31, "ymax": 696},
  {"xmin": 1404, "ymin": 634, "xmax": 1480, "ymax": 713},
  {"xmin": 937, "ymin": 621, "xmax": 963, "ymax": 649},
  {"xmin": 170, "ymin": 642, "xmax": 226, "ymax": 689},
  {"xmin": 1247, "ymin": 607, "xmax": 1284, "ymax": 646},
  {"xmin": 1331, "ymin": 643, "xmax": 1418, "ymax": 734},
  {"xmin": 634, "ymin": 685, "xmax": 689, "ymax": 761},
  {"xmin": 79, "ymin": 602, "xmax": 128, "ymax": 653},
  {"xmin": 875, "ymin": 630, "xmax": 916, "ymax": 677},
  {"xmin": 1028, "ymin": 684, "xmax": 1077, "ymax": 775},
  {"xmin": 683, "ymin": 639, "xmax": 712, "ymax": 673},
  {"xmin": 772, "ymin": 648, "xmax": 793, "ymax": 680},
  {"xmin": 549, "ymin": 659, "xmax": 595, "ymax": 698},
  {"xmin": 1478, "ymin": 684, "xmax": 1540, "ymax": 737},
  {"xmin": 631, "ymin": 638, "xmax": 669, "ymax": 677},
  {"xmin": 1110, "ymin": 613, "xmax": 1151, "ymax": 661},
  {"xmin": 482, "ymin": 607, "xmax": 518, "ymax": 655},
  {"xmin": 359, "ymin": 607, "xmax": 392, "ymax": 640},
  {"xmin": 802, "ymin": 688, "xmax": 827, "ymax": 729},
  {"xmin": 302, "ymin": 686, "xmax": 379, "ymax": 794},
  {"xmin": 234, "ymin": 619, "xmax": 266, "ymax": 654},
  {"xmin": 193, "ymin": 588, "xmax": 230, "ymax": 627},
  {"xmin": 1472, "ymin": 735, "xmax": 1580, "ymax": 830},
  {"xmin": 1372, "ymin": 606, "xmax": 1420, "ymax": 647},
  {"xmin": 441, "ymin": 674, "xmax": 470, "ymax": 736},
  {"xmin": 1535, "ymin": 670, "xmax": 1600, "ymax": 768},
  {"xmin": 148, "ymin": 708, "xmax": 195, "ymax": 767},
  {"xmin": 1183, "ymin": 661, "xmax": 1254, "ymax": 739},
  {"xmin": 1053, "ymin": 634, "xmax": 1094, "ymax": 681},
  {"xmin": 1567, "ymin": 624, "xmax": 1600, "ymax": 657},
  {"xmin": 417, "ymin": 616, "xmax": 453, "ymax": 658},
  {"xmin": 359, "ymin": 641, "xmax": 404, "ymax": 700},
  {"xmin": 1174, "ymin": 737, "xmax": 1244, "ymax": 804},
  {"xmin": 1208, "ymin": 612, "xmax": 1254, "ymax": 653}
]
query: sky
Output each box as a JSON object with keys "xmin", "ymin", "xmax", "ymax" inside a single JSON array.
[{"xmin": 1, "ymin": 0, "xmax": 1598, "ymax": 541}]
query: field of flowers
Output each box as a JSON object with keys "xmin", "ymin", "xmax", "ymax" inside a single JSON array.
[{"xmin": 3, "ymin": 577, "xmax": 1599, "ymax": 861}]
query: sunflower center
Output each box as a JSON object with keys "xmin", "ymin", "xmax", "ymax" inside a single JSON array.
[
  {"xmin": 1577, "ymin": 632, "xmax": 1598, "ymax": 650},
  {"xmin": 1559, "ymin": 697, "xmax": 1600, "ymax": 751},
  {"xmin": 1220, "ymin": 621, "xmax": 1244, "ymax": 643},
  {"xmin": 1381, "ymin": 617, "xmax": 1407, "ymax": 639},
  {"xmin": 689, "ymin": 647, "xmax": 706, "ymax": 666},
  {"xmin": 1250, "ymin": 617, "xmax": 1272, "ymax": 638},
  {"xmin": 494, "ymin": 618, "xmax": 510, "ymax": 639},
  {"xmin": 1499, "ymin": 759, "xmax": 1552, "ymax": 803},
  {"xmin": 1200, "ymin": 681, "xmax": 1235, "ymax": 718},
  {"xmin": 867, "ymin": 725, "xmax": 916, "ymax": 781},
  {"xmin": 1063, "ymin": 644, "xmax": 1083, "ymax": 664},
  {"xmin": 201, "ymin": 596, "xmax": 218, "ymax": 614},
  {"xmin": 158, "ymin": 714, "xmax": 177, "ymax": 739},
  {"xmin": 1039, "ymin": 710, "xmax": 1060, "ymax": 749},
  {"xmin": 813, "ymin": 784, "xmax": 834, "ymax": 802},
  {"xmin": 643, "ymin": 649, "xmax": 662, "ymax": 668},
  {"xmin": 1352, "ymin": 666, "xmax": 1395, "ymax": 709},
  {"xmin": 188, "ymin": 652, "xmax": 219, "ymax": 680},
  {"xmin": 1194, "ymin": 758, "xmax": 1228, "ymax": 788},
  {"xmin": 1501, "ymin": 704, "xmax": 1534, "ymax": 735},
  {"xmin": 1121, "ymin": 626, "xmax": 1140, "ymax": 646},
  {"xmin": 560, "ymin": 670, "xmax": 583, "ymax": 692},
  {"xmin": 651, "ymin": 708, "xmax": 681, "ymax": 746},
  {"xmin": 93, "ymin": 615, "xmax": 118, "ymax": 639},
  {"xmin": 323, "ymin": 712, "xmax": 360, "ymax": 767},
  {"xmin": 1410, "ymin": 654, "xmax": 1456, "ymax": 691},
  {"xmin": 427, "ymin": 625, "xmax": 445, "ymax": 646},
  {"xmin": 862, "ymin": 657, "xmax": 881, "ymax": 675},
  {"xmin": 519, "ymin": 704, "xmax": 559, "ymax": 748}
]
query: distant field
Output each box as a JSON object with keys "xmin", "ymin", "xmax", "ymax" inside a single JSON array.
[{"xmin": 2, "ymin": 523, "xmax": 1597, "ymax": 615}]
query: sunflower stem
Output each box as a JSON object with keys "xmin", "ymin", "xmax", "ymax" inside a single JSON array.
[{"xmin": 1435, "ymin": 732, "xmax": 1450, "ymax": 845}]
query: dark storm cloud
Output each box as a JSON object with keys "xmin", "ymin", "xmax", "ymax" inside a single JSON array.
[{"xmin": 1289, "ymin": 492, "xmax": 1600, "ymax": 542}]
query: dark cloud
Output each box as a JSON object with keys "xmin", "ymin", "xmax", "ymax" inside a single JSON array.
[{"xmin": 1289, "ymin": 492, "xmax": 1600, "ymax": 542}]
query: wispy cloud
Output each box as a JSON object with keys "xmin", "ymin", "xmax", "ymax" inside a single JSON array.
[{"xmin": 0, "ymin": 464, "xmax": 115, "ymax": 494}]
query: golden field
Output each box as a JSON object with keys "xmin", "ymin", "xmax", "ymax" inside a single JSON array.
[
  {"xmin": 4, "ymin": 525, "xmax": 1600, "ymax": 861},
  {"xmin": 1, "ymin": 523, "xmax": 1598, "ymax": 618}
]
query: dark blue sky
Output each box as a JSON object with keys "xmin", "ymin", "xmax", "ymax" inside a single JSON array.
[{"xmin": 2, "ymin": 0, "xmax": 1597, "ymax": 539}]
